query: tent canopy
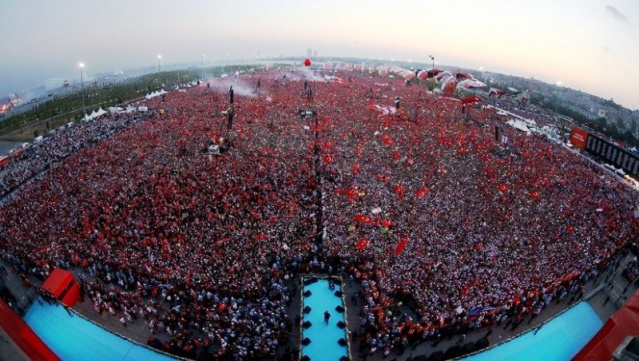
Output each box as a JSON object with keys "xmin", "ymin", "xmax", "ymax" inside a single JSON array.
[
  {"xmin": 506, "ymin": 119, "xmax": 531, "ymax": 133},
  {"xmin": 574, "ymin": 289, "xmax": 639, "ymax": 360},
  {"xmin": 82, "ymin": 108, "xmax": 107, "ymax": 122},
  {"xmin": 41, "ymin": 269, "xmax": 80, "ymax": 307},
  {"xmin": 145, "ymin": 89, "xmax": 167, "ymax": 99}
]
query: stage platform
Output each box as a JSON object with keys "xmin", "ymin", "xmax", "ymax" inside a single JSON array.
[{"xmin": 23, "ymin": 299, "xmax": 174, "ymax": 361}]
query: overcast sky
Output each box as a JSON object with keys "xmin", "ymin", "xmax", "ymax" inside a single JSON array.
[{"xmin": 1, "ymin": 0, "xmax": 637, "ymax": 109}]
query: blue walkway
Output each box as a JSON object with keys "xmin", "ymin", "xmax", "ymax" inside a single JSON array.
[
  {"xmin": 463, "ymin": 302, "xmax": 603, "ymax": 361},
  {"xmin": 302, "ymin": 278, "xmax": 348, "ymax": 360},
  {"xmin": 24, "ymin": 299, "xmax": 175, "ymax": 361}
]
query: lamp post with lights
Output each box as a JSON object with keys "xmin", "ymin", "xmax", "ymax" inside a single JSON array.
[
  {"xmin": 79, "ymin": 62, "xmax": 86, "ymax": 111},
  {"xmin": 428, "ymin": 55, "xmax": 436, "ymax": 93}
]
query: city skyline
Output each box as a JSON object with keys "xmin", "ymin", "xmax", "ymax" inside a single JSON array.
[{"xmin": 1, "ymin": 0, "xmax": 637, "ymax": 109}]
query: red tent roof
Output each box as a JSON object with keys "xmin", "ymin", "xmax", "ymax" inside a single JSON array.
[
  {"xmin": 573, "ymin": 290, "xmax": 639, "ymax": 360},
  {"xmin": 41, "ymin": 268, "xmax": 80, "ymax": 307},
  {"xmin": 41, "ymin": 269, "xmax": 72, "ymax": 295}
]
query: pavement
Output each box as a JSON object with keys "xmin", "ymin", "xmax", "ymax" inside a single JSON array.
[{"xmin": 0, "ymin": 141, "xmax": 23, "ymax": 156}]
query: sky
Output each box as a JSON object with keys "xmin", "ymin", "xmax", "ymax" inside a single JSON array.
[{"xmin": 1, "ymin": 0, "xmax": 638, "ymax": 109}]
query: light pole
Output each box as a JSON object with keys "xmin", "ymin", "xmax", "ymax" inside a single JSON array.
[
  {"xmin": 79, "ymin": 62, "xmax": 85, "ymax": 111},
  {"xmin": 428, "ymin": 55, "xmax": 436, "ymax": 93},
  {"xmin": 157, "ymin": 55, "xmax": 162, "ymax": 72}
]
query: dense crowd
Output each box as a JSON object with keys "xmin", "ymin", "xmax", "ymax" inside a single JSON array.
[
  {"xmin": 0, "ymin": 111, "xmax": 153, "ymax": 200},
  {"xmin": 1, "ymin": 68, "xmax": 638, "ymax": 359},
  {"xmin": 315, "ymin": 79, "xmax": 638, "ymax": 353}
]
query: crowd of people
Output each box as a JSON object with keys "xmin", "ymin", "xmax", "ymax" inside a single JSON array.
[
  {"xmin": 0, "ymin": 111, "xmax": 153, "ymax": 200},
  {"xmin": 1, "ymin": 67, "xmax": 638, "ymax": 359},
  {"xmin": 280, "ymin": 73, "xmax": 639, "ymax": 354}
]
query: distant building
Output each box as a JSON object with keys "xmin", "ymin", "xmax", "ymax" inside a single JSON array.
[
  {"xmin": 314, "ymin": 50, "xmax": 317, "ymax": 58},
  {"xmin": 307, "ymin": 48, "xmax": 312, "ymax": 58}
]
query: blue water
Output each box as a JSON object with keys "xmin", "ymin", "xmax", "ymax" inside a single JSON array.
[
  {"xmin": 463, "ymin": 302, "xmax": 603, "ymax": 361},
  {"xmin": 23, "ymin": 299, "xmax": 175, "ymax": 361},
  {"xmin": 302, "ymin": 279, "xmax": 348, "ymax": 360}
]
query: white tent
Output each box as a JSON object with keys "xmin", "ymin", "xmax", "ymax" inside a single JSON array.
[
  {"xmin": 108, "ymin": 106, "xmax": 137, "ymax": 114},
  {"xmin": 506, "ymin": 119, "xmax": 531, "ymax": 133},
  {"xmin": 82, "ymin": 108, "xmax": 108, "ymax": 122},
  {"xmin": 145, "ymin": 89, "xmax": 167, "ymax": 99}
]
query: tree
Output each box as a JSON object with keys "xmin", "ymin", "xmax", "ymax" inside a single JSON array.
[
  {"xmin": 609, "ymin": 123, "xmax": 619, "ymax": 139},
  {"xmin": 1, "ymin": 68, "xmax": 203, "ymax": 137}
]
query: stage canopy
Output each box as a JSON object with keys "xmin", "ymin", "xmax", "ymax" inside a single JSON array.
[
  {"xmin": 41, "ymin": 268, "xmax": 80, "ymax": 307},
  {"xmin": 573, "ymin": 289, "xmax": 639, "ymax": 360}
]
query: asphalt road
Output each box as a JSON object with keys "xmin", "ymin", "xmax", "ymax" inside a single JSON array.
[{"xmin": 0, "ymin": 140, "xmax": 23, "ymax": 156}]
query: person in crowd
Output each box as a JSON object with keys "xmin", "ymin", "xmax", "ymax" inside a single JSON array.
[{"xmin": 226, "ymin": 105, "xmax": 235, "ymax": 130}]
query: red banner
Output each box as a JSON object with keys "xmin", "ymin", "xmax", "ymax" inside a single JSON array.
[{"xmin": 570, "ymin": 127, "xmax": 589, "ymax": 150}]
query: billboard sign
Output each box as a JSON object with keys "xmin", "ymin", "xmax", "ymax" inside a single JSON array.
[{"xmin": 570, "ymin": 127, "xmax": 588, "ymax": 150}]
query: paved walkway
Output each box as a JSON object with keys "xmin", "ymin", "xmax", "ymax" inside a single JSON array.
[{"xmin": 0, "ymin": 140, "xmax": 22, "ymax": 156}]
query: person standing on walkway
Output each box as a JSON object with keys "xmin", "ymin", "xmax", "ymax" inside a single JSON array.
[
  {"xmin": 456, "ymin": 333, "xmax": 466, "ymax": 344},
  {"xmin": 324, "ymin": 310, "xmax": 331, "ymax": 324}
]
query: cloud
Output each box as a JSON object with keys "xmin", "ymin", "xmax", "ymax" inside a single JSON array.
[{"xmin": 605, "ymin": 5, "xmax": 628, "ymax": 22}]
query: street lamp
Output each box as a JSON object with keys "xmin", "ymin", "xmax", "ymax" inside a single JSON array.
[
  {"xmin": 79, "ymin": 62, "xmax": 85, "ymax": 87},
  {"xmin": 157, "ymin": 55, "xmax": 162, "ymax": 72},
  {"xmin": 429, "ymin": 55, "xmax": 435, "ymax": 72},
  {"xmin": 79, "ymin": 62, "xmax": 85, "ymax": 111}
]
